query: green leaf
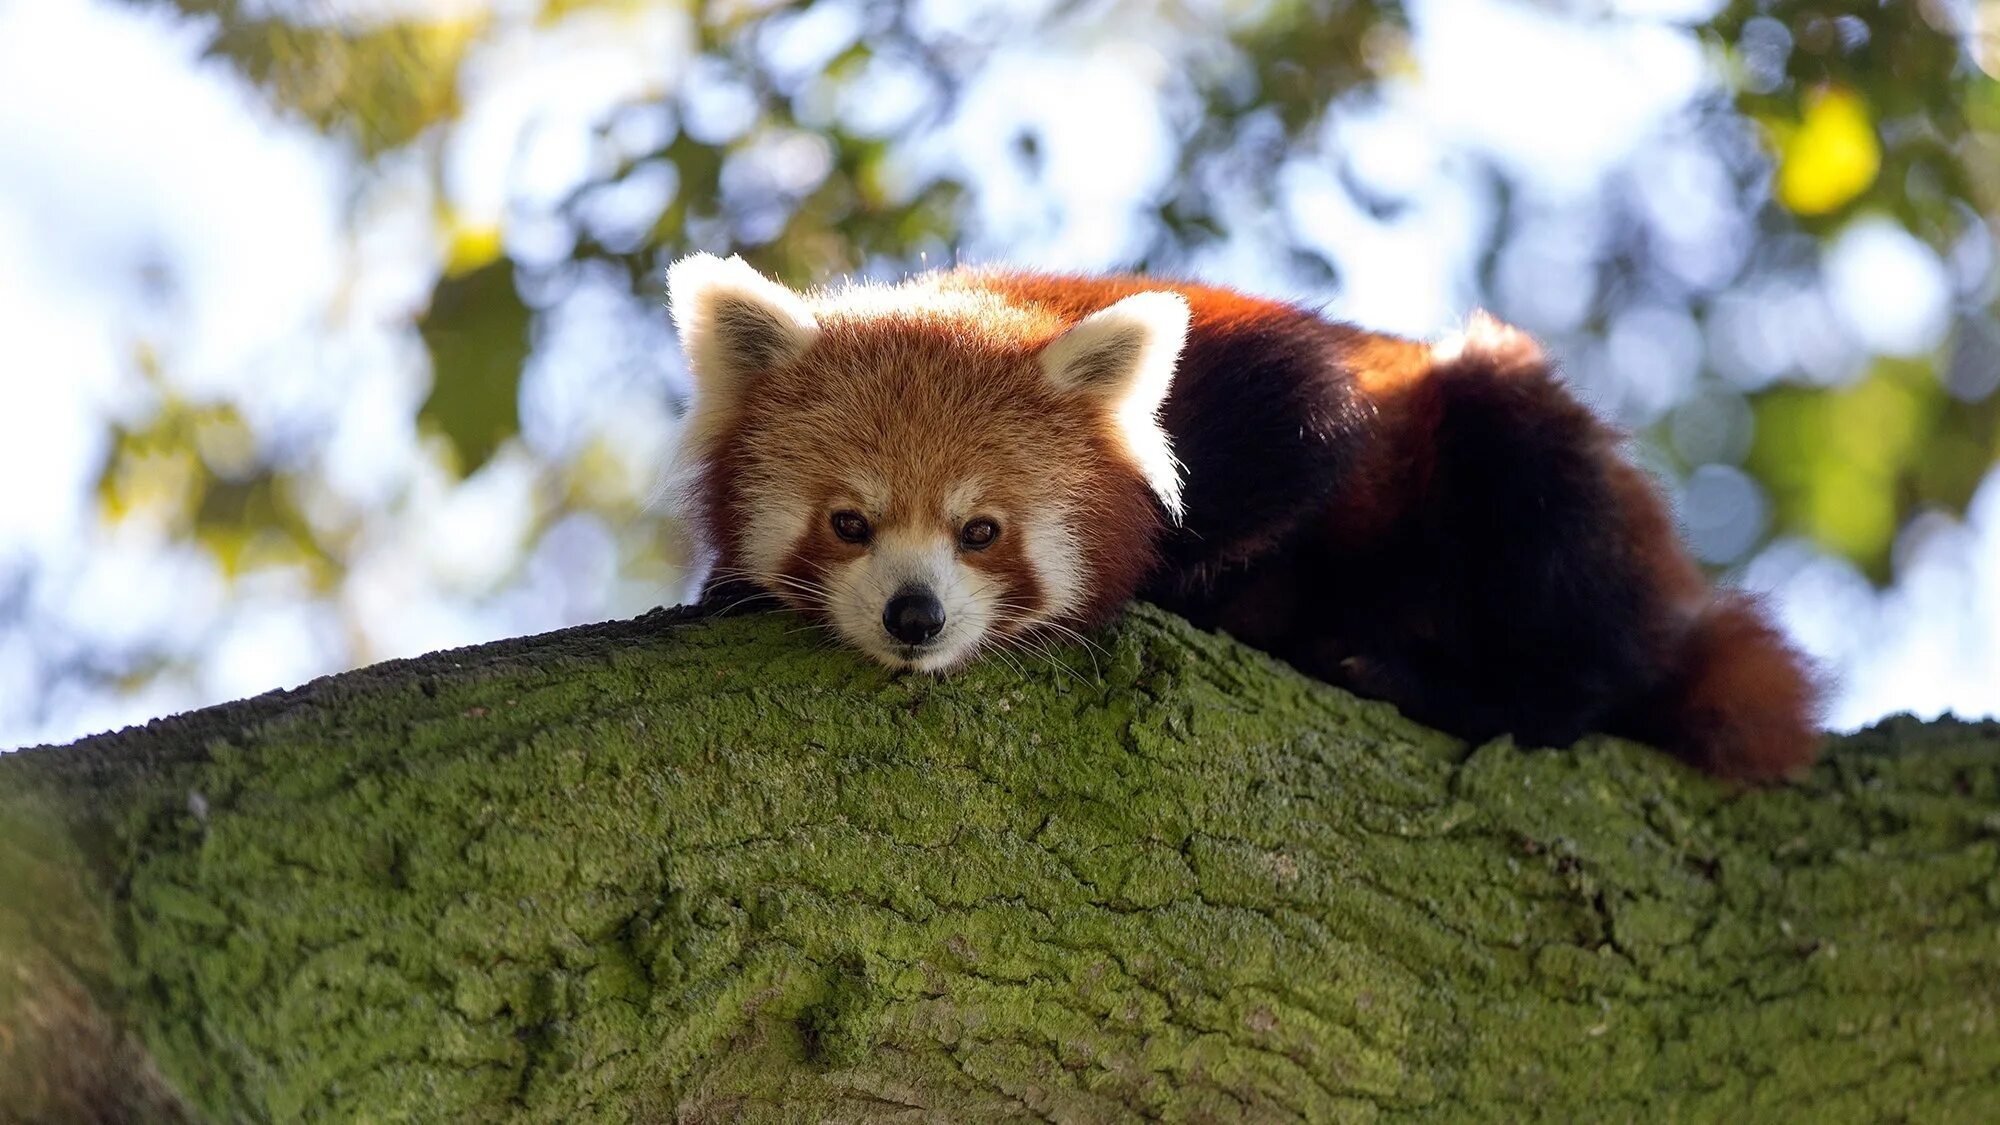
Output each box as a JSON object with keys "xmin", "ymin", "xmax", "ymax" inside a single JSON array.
[{"xmin": 417, "ymin": 260, "xmax": 531, "ymax": 477}]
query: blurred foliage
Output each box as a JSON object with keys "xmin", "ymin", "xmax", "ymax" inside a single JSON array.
[
  {"xmin": 1751, "ymin": 357, "xmax": 2000, "ymax": 563},
  {"xmin": 167, "ymin": 0, "xmax": 483, "ymax": 154},
  {"xmin": 99, "ymin": 388, "xmax": 330, "ymax": 586},
  {"xmin": 419, "ymin": 258, "xmax": 533, "ymax": 475},
  {"xmin": 118, "ymin": 0, "xmax": 2000, "ymax": 597}
]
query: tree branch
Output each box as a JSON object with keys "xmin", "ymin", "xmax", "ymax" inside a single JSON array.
[{"xmin": 4, "ymin": 603, "xmax": 1996, "ymax": 1121}]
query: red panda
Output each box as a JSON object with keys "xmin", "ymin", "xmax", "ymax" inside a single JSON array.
[{"xmin": 665, "ymin": 254, "xmax": 1824, "ymax": 780}]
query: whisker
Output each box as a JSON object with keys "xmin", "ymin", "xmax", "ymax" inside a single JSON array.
[
  {"xmin": 973, "ymin": 598, "xmax": 1108, "ymax": 678},
  {"xmin": 707, "ymin": 590, "xmax": 785, "ymax": 617},
  {"xmin": 983, "ymin": 643, "xmax": 1029, "ymax": 680},
  {"xmin": 704, "ymin": 565, "xmax": 835, "ymax": 610},
  {"xmin": 994, "ymin": 633, "xmax": 1087, "ymax": 686},
  {"xmin": 1028, "ymin": 623, "xmax": 1108, "ymax": 675}
]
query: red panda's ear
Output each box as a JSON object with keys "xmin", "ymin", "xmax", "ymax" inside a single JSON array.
[
  {"xmin": 1037, "ymin": 292, "xmax": 1190, "ymax": 409},
  {"xmin": 667, "ymin": 253, "xmax": 820, "ymax": 401},
  {"xmin": 1037, "ymin": 292, "xmax": 1190, "ymax": 521}
]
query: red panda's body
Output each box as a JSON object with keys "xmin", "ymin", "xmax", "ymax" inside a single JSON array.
[{"xmin": 667, "ymin": 256, "xmax": 1823, "ymax": 780}]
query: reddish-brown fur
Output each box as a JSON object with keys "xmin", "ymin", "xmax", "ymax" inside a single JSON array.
[
  {"xmin": 1623, "ymin": 595, "xmax": 1826, "ymax": 777},
  {"xmin": 963, "ymin": 272, "xmax": 1822, "ymax": 780},
  {"xmin": 691, "ymin": 303, "xmax": 1162, "ymax": 635},
  {"xmin": 698, "ymin": 267, "xmax": 1825, "ymax": 780}
]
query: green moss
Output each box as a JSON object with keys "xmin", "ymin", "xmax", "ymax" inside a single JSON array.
[{"xmin": 3, "ymin": 604, "xmax": 1998, "ymax": 1121}]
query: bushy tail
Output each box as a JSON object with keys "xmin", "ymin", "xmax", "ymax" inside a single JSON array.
[{"xmin": 1622, "ymin": 595, "xmax": 1825, "ymax": 781}]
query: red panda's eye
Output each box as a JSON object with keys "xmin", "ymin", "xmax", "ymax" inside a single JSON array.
[
  {"xmin": 960, "ymin": 518, "xmax": 999, "ymax": 550},
  {"xmin": 831, "ymin": 510, "xmax": 871, "ymax": 544}
]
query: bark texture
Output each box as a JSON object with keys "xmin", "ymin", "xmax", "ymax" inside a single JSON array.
[{"xmin": 2, "ymin": 602, "xmax": 1997, "ymax": 1123}]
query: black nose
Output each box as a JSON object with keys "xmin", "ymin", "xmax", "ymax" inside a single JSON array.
[{"xmin": 883, "ymin": 589, "xmax": 946, "ymax": 646}]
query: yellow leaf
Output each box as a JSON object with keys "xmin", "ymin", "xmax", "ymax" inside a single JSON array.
[
  {"xmin": 444, "ymin": 222, "xmax": 504, "ymax": 278},
  {"xmin": 1776, "ymin": 87, "xmax": 1880, "ymax": 216}
]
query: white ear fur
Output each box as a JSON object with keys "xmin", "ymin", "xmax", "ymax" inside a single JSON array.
[
  {"xmin": 1432, "ymin": 308, "xmax": 1541, "ymax": 366},
  {"xmin": 1037, "ymin": 291, "xmax": 1190, "ymax": 403},
  {"xmin": 660, "ymin": 254, "xmax": 820, "ymax": 521},
  {"xmin": 666, "ymin": 252, "xmax": 820, "ymax": 401},
  {"xmin": 1036, "ymin": 292, "xmax": 1190, "ymax": 520}
]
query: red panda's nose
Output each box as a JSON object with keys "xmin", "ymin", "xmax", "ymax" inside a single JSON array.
[{"xmin": 884, "ymin": 588, "xmax": 946, "ymax": 646}]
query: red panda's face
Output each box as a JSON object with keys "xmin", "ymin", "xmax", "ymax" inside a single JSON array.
[
  {"xmin": 666, "ymin": 255, "xmax": 1188, "ymax": 673},
  {"xmin": 763, "ymin": 457, "xmax": 1071, "ymax": 673}
]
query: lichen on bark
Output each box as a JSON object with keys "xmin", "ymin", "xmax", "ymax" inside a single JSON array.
[{"xmin": 2, "ymin": 603, "xmax": 1997, "ymax": 1122}]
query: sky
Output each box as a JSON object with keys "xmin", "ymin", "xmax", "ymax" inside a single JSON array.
[{"xmin": 0, "ymin": 0, "xmax": 1994, "ymax": 749}]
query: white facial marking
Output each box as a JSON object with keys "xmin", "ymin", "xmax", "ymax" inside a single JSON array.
[
  {"xmin": 739, "ymin": 491, "xmax": 812, "ymax": 583},
  {"xmin": 944, "ymin": 479, "xmax": 985, "ymax": 521},
  {"xmin": 848, "ymin": 472, "xmax": 890, "ymax": 516},
  {"xmin": 822, "ymin": 525, "xmax": 989, "ymax": 672},
  {"xmin": 1020, "ymin": 507, "xmax": 1086, "ymax": 624}
]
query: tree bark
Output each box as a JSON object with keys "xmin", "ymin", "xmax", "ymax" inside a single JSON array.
[{"xmin": 3, "ymin": 603, "xmax": 1997, "ymax": 1122}]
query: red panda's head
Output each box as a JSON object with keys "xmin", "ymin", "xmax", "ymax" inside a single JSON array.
[{"xmin": 666, "ymin": 254, "xmax": 1187, "ymax": 672}]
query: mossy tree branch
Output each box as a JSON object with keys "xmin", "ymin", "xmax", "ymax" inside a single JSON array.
[{"xmin": 3, "ymin": 604, "xmax": 1997, "ymax": 1121}]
